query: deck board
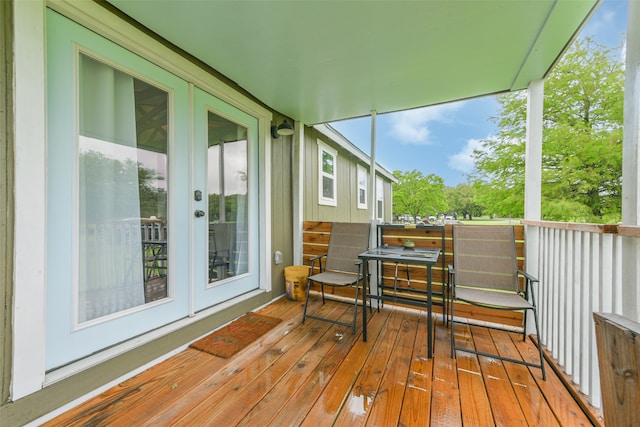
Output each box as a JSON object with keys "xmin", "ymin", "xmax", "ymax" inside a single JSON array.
[
  {"xmin": 333, "ymin": 307, "xmax": 406, "ymax": 426},
  {"xmin": 299, "ymin": 305, "xmax": 391, "ymax": 427},
  {"xmin": 430, "ymin": 323, "xmax": 463, "ymax": 426},
  {"xmin": 398, "ymin": 314, "xmax": 433, "ymax": 426},
  {"xmin": 44, "ymin": 296, "xmax": 598, "ymax": 427},
  {"xmin": 455, "ymin": 323, "xmax": 494, "ymax": 427},
  {"xmin": 365, "ymin": 309, "xmax": 418, "ymax": 426},
  {"xmin": 491, "ymin": 329, "xmax": 561, "ymax": 427},
  {"xmin": 472, "ymin": 325, "xmax": 530, "ymax": 426}
]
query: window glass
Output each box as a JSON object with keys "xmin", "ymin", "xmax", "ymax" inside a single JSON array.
[
  {"xmin": 207, "ymin": 112, "xmax": 249, "ymax": 283},
  {"xmin": 376, "ymin": 177, "xmax": 384, "ymax": 220},
  {"xmin": 357, "ymin": 165, "xmax": 367, "ymax": 209},
  {"xmin": 318, "ymin": 142, "xmax": 337, "ymax": 206},
  {"xmin": 78, "ymin": 54, "xmax": 168, "ymax": 323}
]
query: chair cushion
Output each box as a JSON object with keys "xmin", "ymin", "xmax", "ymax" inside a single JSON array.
[
  {"xmin": 309, "ymin": 271, "xmax": 360, "ymax": 287},
  {"xmin": 455, "ymin": 286, "xmax": 532, "ymax": 310}
]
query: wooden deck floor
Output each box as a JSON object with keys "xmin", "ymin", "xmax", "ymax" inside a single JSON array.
[{"xmin": 44, "ymin": 296, "xmax": 597, "ymax": 426}]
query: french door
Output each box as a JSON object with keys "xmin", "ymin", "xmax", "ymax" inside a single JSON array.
[
  {"xmin": 45, "ymin": 10, "xmax": 260, "ymax": 370},
  {"xmin": 192, "ymin": 88, "xmax": 260, "ymax": 310}
]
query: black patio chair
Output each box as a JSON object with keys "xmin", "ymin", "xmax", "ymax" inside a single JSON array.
[
  {"xmin": 448, "ymin": 224, "xmax": 546, "ymax": 379},
  {"xmin": 302, "ymin": 222, "xmax": 370, "ymax": 334}
]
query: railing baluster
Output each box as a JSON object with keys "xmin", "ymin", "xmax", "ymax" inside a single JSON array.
[
  {"xmin": 529, "ymin": 220, "xmax": 633, "ymax": 411},
  {"xmin": 589, "ymin": 232, "xmax": 601, "ymax": 407},
  {"xmin": 564, "ymin": 229, "xmax": 574, "ymax": 376},
  {"xmin": 557, "ymin": 228, "xmax": 566, "ymax": 367}
]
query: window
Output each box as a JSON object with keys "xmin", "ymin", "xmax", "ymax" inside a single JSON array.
[
  {"xmin": 78, "ymin": 53, "xmax": 169, "ymax": 322},
  {"xmin": 357, "ymin": 165, "xmax": 367, "ymax": 209},
  {"xmin": 207, "ymin": 111, "xmax": 249, "ymax": 283},
  {"xmin": 376, "ymin": 176, "xmax": 384, "ymax": 220},
  {"xmin": 318, "ymin": 141, "xmax": 337, "ymax": 206}
]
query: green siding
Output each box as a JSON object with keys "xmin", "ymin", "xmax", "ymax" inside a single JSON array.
[
  {"xmin": 303, "ymin": 126, "xmax": 393, "ymax": 223},
  {"xmin": 270, "ymin": 130, "xmax": 294, "ymax": 294},
  {"xmin": 1, "ymin": 0, "xmax": 14, "ymax": 407}
]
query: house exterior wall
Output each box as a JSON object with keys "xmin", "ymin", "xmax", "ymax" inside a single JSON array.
[
  {"xmin": 1, "ymin": 0, "xmax": 15, "ymax": 407},
  {"xmin": 303, "ymin": 125, "xmax": 394, "ymax": 223},
  {"xmin": 270, "ymin": 130, "xmax": 295, "ymax": 292},
  {"xmin": 0, "ymin": 1, "xmax": 292, "ymax": 424}
]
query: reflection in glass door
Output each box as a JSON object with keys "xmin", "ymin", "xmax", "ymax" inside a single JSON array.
[
  {"xmin": 207, "ymin": 114, "xmax": 249, "ymax": 283},
  {"xmin": 78, "ymin": 53, "xmax": 169, "ymax": 323}
]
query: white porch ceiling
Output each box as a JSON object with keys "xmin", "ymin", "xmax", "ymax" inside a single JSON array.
[{"xmin": 107, "ymin": 0, "xmax": 599, "ymax": 125}]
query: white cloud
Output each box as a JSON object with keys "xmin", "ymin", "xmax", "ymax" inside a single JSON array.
[
  {"xmin": 448, "ymin": 138, "xmax": 482, "ymax": 173},
  {"xmin": 389, "ymin": 103, "xmax": 463, "ymax": 145}
]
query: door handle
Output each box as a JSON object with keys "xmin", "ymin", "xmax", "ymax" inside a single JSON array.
[{"xmin": 194, "ymin": 209, "xmax": 205, "ymax": 218}]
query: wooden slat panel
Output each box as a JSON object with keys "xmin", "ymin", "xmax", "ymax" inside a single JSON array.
[
  {"xmin": 303, "ymin": 221, "xmax": 333, "ymax": 232},
  {"xmin": 303, "ymin": 221, "xmax": 527, "ymax": 328},
  {"xmin": 303, "ymin": 232, "xmax": 330, "ymax": 245},
  {"xmin": 302, "ymin": 244, "xmax": 328, "ymax": 258}
]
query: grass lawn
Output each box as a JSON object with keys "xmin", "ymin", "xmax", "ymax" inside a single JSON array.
[{"xmin": 457, "ymin": 217, "xmax": 523, "ymax": 225}]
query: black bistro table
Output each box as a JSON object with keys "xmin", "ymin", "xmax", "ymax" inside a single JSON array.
[{"xmin": 359, "ymin": 246, "xmax": 441, "ymax": 358}]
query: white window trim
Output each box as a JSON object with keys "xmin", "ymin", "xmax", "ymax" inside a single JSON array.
[
  {"xmin": 357, "ymin": 164, "xmax": 367, "ymax": 210},
  {"xmin": 317, "ymin": 141, "xmax": 337, "ymax": 207},
  {"xmin": 13, "ymin": 0, "xmax": 47, "ymax": 399}
]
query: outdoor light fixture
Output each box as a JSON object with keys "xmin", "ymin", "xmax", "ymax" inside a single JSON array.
[{"xmin": 271, "ymin": 120, "xmax": 294, "ymax": 138}]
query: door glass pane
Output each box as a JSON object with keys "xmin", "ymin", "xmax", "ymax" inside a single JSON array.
[
  {"xmin": 78, "ymin": 54, "xmax": 168, "ymax": 323},
  {"xmin": 207, "ymin": 112, "xmax": 249, "ymax": 283}
]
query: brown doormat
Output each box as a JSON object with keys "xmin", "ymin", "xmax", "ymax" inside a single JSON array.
[{"xmin": 189, "ymin": 312, "xmax": 282, "ymax": 358}]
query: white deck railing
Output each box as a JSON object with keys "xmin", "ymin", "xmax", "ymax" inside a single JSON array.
[{"xmin": 524, "ymin": 221, "xmax": 639, "ymax": 410}]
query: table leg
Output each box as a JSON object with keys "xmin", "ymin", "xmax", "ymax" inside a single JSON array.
[
  {"xmin": 427, "ymin": 264, "xmax": 433, "ymax": 358},
  {"xmin": 362, "ymin": 260, "xmax": 368, "ymax": 342}
]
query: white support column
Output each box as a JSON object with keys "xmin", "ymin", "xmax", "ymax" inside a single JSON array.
[
  {"xmin": 524, "ymin": 79, "xmax": 544, "ymax": 334},
  {"xmin": 368, "ymin": 112, "xmax": 379, "ymax": 305},
  {"xmin": 524, "ymin": 79, "xmax": 544, "ymax": 223},
  {"xmin": 621, "ymin": 0, "xmax": 640, "ymax": 321},
  {"xmin": 368, "ymin": 111, "xmax": 378, "ymax": 224},
  {"xmin": 292, "ymin": 121, "xmax": 304, "ymax": 265}
]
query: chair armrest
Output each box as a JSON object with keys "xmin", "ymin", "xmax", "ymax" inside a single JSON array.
[
  {"xmin": 518, "ymin": 270, "xmax": 539, "ymax": 303},
  {"xmin": 447, "ymin": 265, "xmax": 456, "ymax": 292},
  {"xmin": 517, "ymin": 270, "xmax": 538, "ymax": 283},
  {"xmin": 309, "ymin": 254, "xmax": 327, "ymax": 272}
]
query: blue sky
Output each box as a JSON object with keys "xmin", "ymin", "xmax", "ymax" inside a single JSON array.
[{"xmin": 329, "ymin": 0, "xmax": 629, "ymax": 187}]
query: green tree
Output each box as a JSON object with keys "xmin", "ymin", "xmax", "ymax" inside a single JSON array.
[
  {"xmin": 445, "ymin": 184, "xmax": 485, "ymax": 218},
  {"xmin": 472, "ymin": 38, "xmax": 624, "ymax": 222},
  {"xmin": 392, "ymin": 169, "xmax": 447, "ymax": 219},
  {"xmin": 80, "ymin": 150, "xmax": 164, "ymax": 220}
]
